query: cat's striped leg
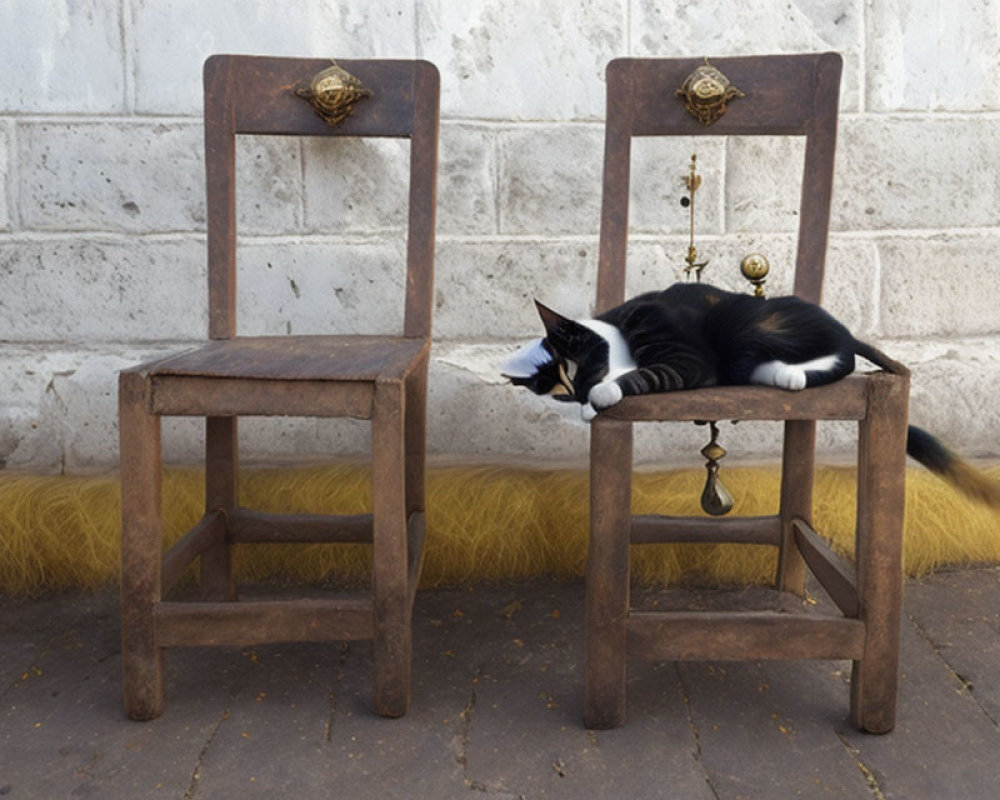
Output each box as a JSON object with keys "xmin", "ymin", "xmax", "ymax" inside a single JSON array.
[{"xmin": 583, "ymin": 365, "xmax": 685, "ymax": 420}]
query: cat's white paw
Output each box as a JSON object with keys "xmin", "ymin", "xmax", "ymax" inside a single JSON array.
[
  {"xmin": 751, "ymin": 360, "xmax": 808, "ymax": 391},
  {"xmin": 774, "ymin": 365, "xmax": 807, "ymax": 391},
  {"xmin": 581, "ymin": 403, "xmax": 598, "ymax": 422},
  {"xmin": 588, "ymin": 381, "xmax": 624, "ymax": 409}
]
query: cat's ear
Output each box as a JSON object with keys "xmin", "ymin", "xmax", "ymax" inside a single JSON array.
[{"xmin": 534, "ymin": 300, "xmax": 574, "ymax": 339}]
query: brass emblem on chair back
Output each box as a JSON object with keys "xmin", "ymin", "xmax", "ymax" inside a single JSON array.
[
  {"xmin": 675, "ymin": 58, "xmax": 745, "ymax": 126},
  {"xmin": 295, "ymin": 62, "xmax": 372, "ymax": 127}
]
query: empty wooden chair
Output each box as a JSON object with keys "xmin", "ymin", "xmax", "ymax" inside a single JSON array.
[
  {"xmin": 584, "ymin": 53, "xmax": 910, "ymax": 733},
  {"xmin": 119, "ymin": 55, "xmax": 439, "ymax": 719}
]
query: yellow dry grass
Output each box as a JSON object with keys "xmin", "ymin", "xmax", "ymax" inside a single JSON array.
[{"xmin": 1, "ymin": 462, "xmax": 998, "ymax": 595}]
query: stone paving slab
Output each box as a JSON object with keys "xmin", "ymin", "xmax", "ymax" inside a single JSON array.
[{"xmin": 2, "ymin": 569, "xmax": 1000, "ymax": 798}]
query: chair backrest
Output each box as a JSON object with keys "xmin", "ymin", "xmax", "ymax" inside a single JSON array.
[
  {"xmin": 596, "ymin": 53, "xmax": 841, "ymax": 314},
  {"xmin": 203, "ymin": 55, "xmax": 439, "ymax": 339}
]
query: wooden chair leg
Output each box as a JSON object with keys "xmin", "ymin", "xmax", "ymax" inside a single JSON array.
[
  {"xmin": 119, "ymin": 371, "xmax": 166, "ymax": 720},
  {"xmin": 777, "ymin": 419, "xmax": 816, "ymax": 594},
  {"xmin": 850, "ymin": 375, "xmax": 908, "ymax": 733},
  {"xmin": 404, "ymin": 357, "xmax": 428, "ymax": 519},
  {"xmin": 585, "ymin": 418, "xmax": 633, "ymax": 729},
  {"xmin": 371, "ymin": 381, "xmax": 411, "ymax": 717},
  {"xmin": 201, "ymin": 416, "xmax": 237, "ymax": 601}
]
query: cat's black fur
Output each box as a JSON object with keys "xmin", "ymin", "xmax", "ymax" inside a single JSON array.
[{"xmin": 503, "ymin": 281, "xmax": 1000, "ymax": 508}]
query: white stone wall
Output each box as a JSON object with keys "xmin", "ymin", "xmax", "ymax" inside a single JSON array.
[{"xmin": 2, "ymin": 0, "xmax": 999, "ymax": 472}]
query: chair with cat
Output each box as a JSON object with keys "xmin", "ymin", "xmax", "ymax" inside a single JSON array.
[{"xmin": 583, "ymin": 53, "xmax": 909, "ymax": 733}]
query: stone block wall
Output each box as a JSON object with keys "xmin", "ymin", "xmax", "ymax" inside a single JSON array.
[{"xmin": 1, "ymin": 0, "xmax": 999, "ymax": 472}]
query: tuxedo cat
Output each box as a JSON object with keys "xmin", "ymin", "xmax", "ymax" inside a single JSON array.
[{"xmin": 502, "ymin": 282, "xmax": 999, "ymax": 507}]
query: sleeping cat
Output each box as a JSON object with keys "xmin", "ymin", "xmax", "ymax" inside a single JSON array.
[{"xmin": 502, "ymin": 282, "xmax": 1000, "ymax": 507}]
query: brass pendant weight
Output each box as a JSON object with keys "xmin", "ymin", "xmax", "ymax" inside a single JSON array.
[{"xmin": 700, "ymin": 421, "xmax": 735, "ymax": 516}]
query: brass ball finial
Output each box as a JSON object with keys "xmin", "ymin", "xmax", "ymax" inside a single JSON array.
[{"xmin": 740, "ymin": 253, "xmax": 770, "ymax": 297}]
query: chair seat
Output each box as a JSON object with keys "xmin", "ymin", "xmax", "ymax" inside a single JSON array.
[
  {"xmin": 597, "ymin": 374, "xmax": 873, "ymax": 423},
  {"xmin": 146, "ymin": 335, "xmax": 430, "ymax": 383}
]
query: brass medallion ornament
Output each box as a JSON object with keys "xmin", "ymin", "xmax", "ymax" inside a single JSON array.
[
  {"xmin": 676, "ymin": 58, "xmax": 745, "ymax": 126},
  {"xmin": 295, "ymin": 62, "xmax": 371, "ymax": 127}
]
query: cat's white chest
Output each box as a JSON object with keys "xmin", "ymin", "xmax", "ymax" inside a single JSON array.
[
  {"xmin": 579, "ymin": 319, "xmax": 636, "ymax": 420},
  {"xmin": 580, "ymin": 319, "xmax": 636, "ymax": 379}
]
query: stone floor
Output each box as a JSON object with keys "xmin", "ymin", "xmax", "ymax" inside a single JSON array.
[{"xmin": 2, "ymin": 567, "xmax": 1000, "ymax": 799}]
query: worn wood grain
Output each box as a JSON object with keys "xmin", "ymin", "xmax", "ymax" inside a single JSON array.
[
  {"xmin": 793, "ymin": 519, "xmax": 860, "ymax": 618},
  {"xmin": 118, "ymin": 370, "xmax": 166, "ymax": 720},
  {"xmin": 150, "ymin": 336, "xmax": 430, "ymax": 382},
  {"xmin": 154, "ymin": 598, "xmax": 375, "ymax": 646},
  {"xmin": 778, "ymin": 419, "xmax": 816, "ymax": 594},
  {"xmin": 850, "ymin": 372, "xmax": 910, "ymax": 733},
  {"xmin": 627, "ymin": 611, "xmax": 866, "ymax": 661},
  {"xmin": 161, "ymin": 510, "xmax": 226, "ymax": 595},
  {"xmin": 229, "ymin": 509, "xmax": 375, "ymax": 543},
  {"xmin": 598, "ymin": 377, "xmax": 869, "ymax": 422},
  {"xmin": 584, "ymin": 418, "xmax": 633, "ymax": 729},
  {"xmin": 629, "ymin": 514, "xmax": 781, "ymax": 545}
]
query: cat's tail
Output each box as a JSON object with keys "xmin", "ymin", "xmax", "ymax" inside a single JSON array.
[
  {"xmin": 853, "ymin": 340, "xmax": 910, "ymax": 377},
  {"xmin": 906, "ymin": 426, "xmax": 1000, "ymax": 509},
  {"xmin": 854, "ymin": 340, "xmax": 999, "ymax": 508}
]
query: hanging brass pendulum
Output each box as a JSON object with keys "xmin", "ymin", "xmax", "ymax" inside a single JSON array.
[
  {"xmin": 700, "ymin": 421, "xmax": 734, "ymax": 516},
  {"xmin": 682, "ymin": 154, "xmax": 710, "ymax": 281}
]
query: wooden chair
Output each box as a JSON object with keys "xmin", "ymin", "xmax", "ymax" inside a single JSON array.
[
  {"xmin": 584, "ymin": 53, "xmax": 910, "ymax": 734},
  {"xmin": 119, "ymin": 55, "xmax": 439, "ymax": 720}
]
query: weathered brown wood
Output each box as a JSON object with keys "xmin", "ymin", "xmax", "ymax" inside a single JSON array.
[
  {"xmin": 777, "ymin": 420, "xmax": 816, "ymax": 594},
  {"xmin": 851, "ymin": 373, "xmax": 910, "ymax": 734},
  {"xmin": 793, "ymin": 519, "xmax": 859, "ymax": 618},
  {"xmin": 161, "ymin": 510, "xmax": 227, "ymax": 595},
  {"xmin": 205, "ymin": 56, "xmax": 422, "ymax": 139},
  {"xmin": 608, "ymin": 54, "xmax": 840, "ymax": 139},
  {"xmin": 203, "ymin": 56, "xmax": 237, "ymax": 339},
  {"xmin": 630, "ymin": 514, "xmax": 781, "ymax": 545},
  {"xmin": 598, "ymin": 377, "xmax": 869, "ymax": 423},
  {"xmin": 406, "ymin": 511, "xmax": 426, "ymax": 611},
  {"xmin": 151, "ymin": 336, "xmax": 430, "ymax": 382},
  {"xmin": 118, "ymin": 370, "xmax": 165, "ymax": 720},
  {"xmin": 151, "ymin": 376, "xmax": 374, "ymax": 418},
  {"xmin": 585, "ymin": 418, "xmax": 634, "ymax": 729},
  {"xmin": 627, "ymin": 611, "xmax": 866, "ymax": 661},
  {"xmin": 119, "ymin": 55, "xmax": 438, "ymax": 720},
  {"xmin": 595, "ymin": 68, "xmax": 633, "ymax": 313},
  {"xmin": 404, "ymin": 353, "xmax": 430, "ymax": 517},
  {"xmin": 403, "ymin": 64, "xmax": 440, "ymax": 339},
  {"xmin": 371, "ymin": 380, "xmax": 411, "ymax": 718},
  {"xmin": 794, "ymin": 52, "xmax": 842, "ymax": 303},
  {"xmin": 201, "ymin": 416, "xmax": 237, "ymax": 601},
  {"xmin": 229, "ymin": 508, "xmax": 374, "ymax": 543},
  {"xmin": 155, "ymin": 598, "xmax": 375, "ymax": 646}
]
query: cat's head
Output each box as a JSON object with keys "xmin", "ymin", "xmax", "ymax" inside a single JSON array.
[{"xmin": 501, "ymin": 301, "xmax": 610, "ymax": 404}]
